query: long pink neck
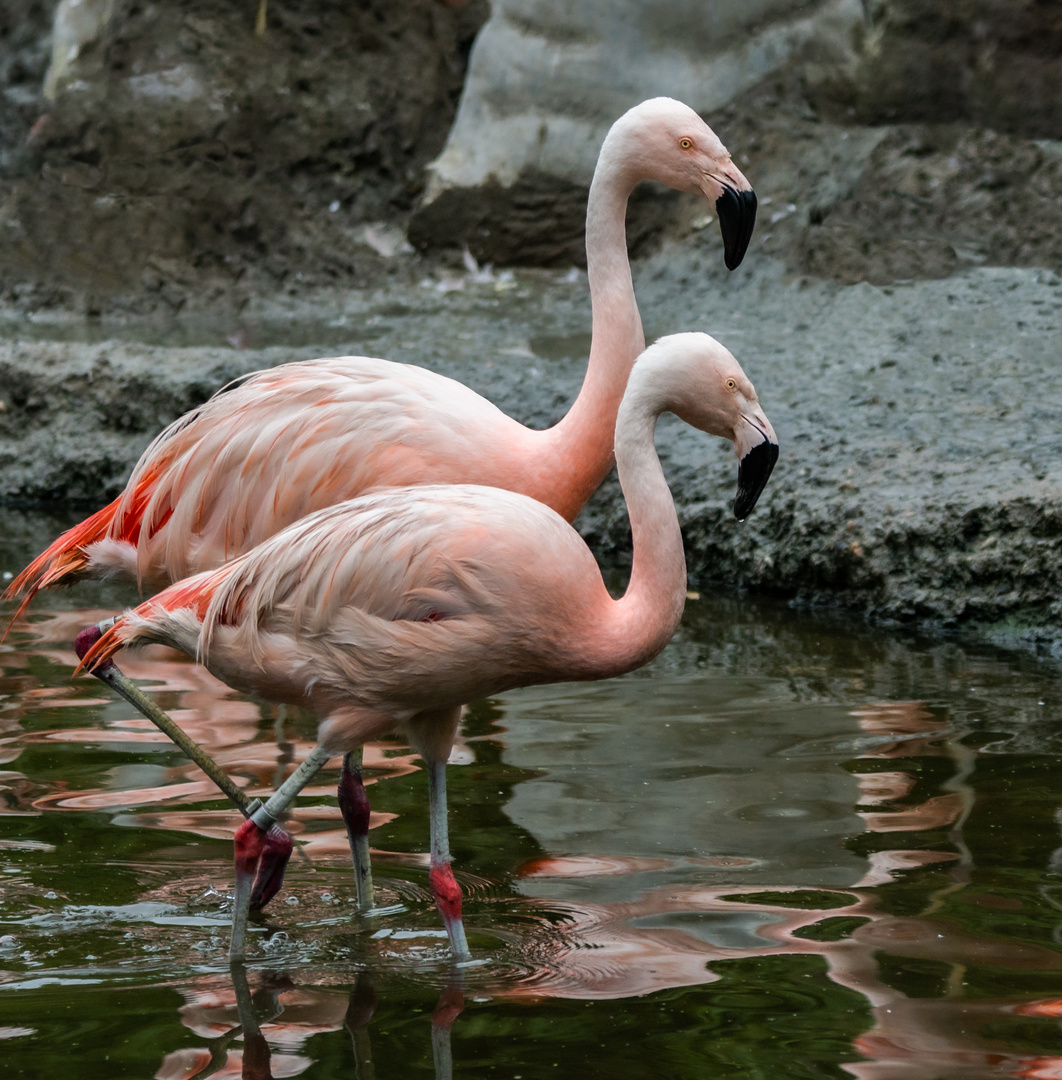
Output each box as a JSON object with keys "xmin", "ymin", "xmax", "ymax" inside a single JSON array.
[
  {"xmin": 535, "ymin": 154, "xmax": 644, "ymax": 521},
  {"xmin": 585, "ymin": 365, "xmax": 688, "ymax": 679}
]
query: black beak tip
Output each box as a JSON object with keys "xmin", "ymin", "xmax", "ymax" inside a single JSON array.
[
  {"xmin": 734, "ymin": 439, "xmax": 779, "ymax": 521},
  {"xmin": 716, "ymin": 187, "xmax": 758, "ymax": 271}
]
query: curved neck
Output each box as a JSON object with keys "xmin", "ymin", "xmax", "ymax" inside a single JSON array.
[
  {"xmin": 541, "ymin": 154, "xmax": 645, "ymax": 520},
  {"xmin": 587, "ymin": 381, "xmax": 687, "ymax": 678}
]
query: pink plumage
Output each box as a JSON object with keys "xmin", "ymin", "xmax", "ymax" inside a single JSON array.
[
  {"xmin": 7, "ymin": 98, "xmax": 756, "ymax": 610},
  {"xmin": 79, "ymin": 332, "xmax": 779, "ymax": 959}
]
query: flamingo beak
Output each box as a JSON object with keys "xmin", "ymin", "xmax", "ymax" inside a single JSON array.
[
  {"xmin": 735, "ymin": 439, "xmax": 778, "ymax": 520},
  {"xmin": 716, "ymin": 185, "xmax": 758, "ymax": 270},
  {"xmin": 733, "ymin": 409, "xmax": 778, "ymax": 520}
]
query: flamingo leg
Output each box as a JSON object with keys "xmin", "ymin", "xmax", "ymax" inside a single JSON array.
[
  {"xmin": 431, "ymin": 982, "xmax": 466, "ymax": 1080},
  {"xmin": 77, "ymin": 622, "xmax": 251, "ymax": 808},
  {"xmin": 77, "ymin": 620, "xmax": 299, "ymax": 910},
  {"xmin": 230, "ymin": 744, "xmax": 334, "ymax": 958},
  {"xmin": 427, "ymin": 759, "xmax": 470, "ymax": 962},
  {"xmin": 338, "ymin": 748, "xmax": 375, "ymax": 911},
  {"xmin": 344, "ymin": 973, "xmax": 378, "ymax": 1080},
  {"xmin": 230, "ymin": 960, "xmax": 282, "ymax": 1080}
]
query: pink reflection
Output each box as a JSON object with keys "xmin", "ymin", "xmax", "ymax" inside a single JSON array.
[
  {"xmin": 155, "ymin": 971, "xmax": 349, "ymax": 1080},
  {"xmin": 5, "ymin": 612, "xmax": 1062, "ymax": 1078},
  {"xmin": 520, "ymin": 854, "xmax": 756, "ymax": 878},
  {"xmin": 154, "ymin": 968, "xmax": 456, "ymax": 1080},
  {"xmin": 484, "ymin": 699, "xmax": 1060, "ymax": 1080}
]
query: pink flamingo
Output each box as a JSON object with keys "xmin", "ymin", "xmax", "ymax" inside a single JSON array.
[
  {"xmin": 8, "ymin": 97, "xmax": 755, "ymax": 911},
  {"xmin": 76, "ymin": 331, "xmax": 778, "ymax": 960},
  {"xmin": 8, "ymin": 98, "xmax": 754, "ymax": 605}
]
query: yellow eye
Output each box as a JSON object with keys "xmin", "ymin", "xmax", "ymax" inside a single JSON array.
[
  {"xmin": 679, "ymin": 138, "xmax": 693, "ymax": 150},
  {"xmin": 726, "ymin": 378, "xmax": 736, "ymax": 390}
]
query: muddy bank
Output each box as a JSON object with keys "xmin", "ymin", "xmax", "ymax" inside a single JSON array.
[
  {"xmin": 1, "ymin": 3, "xmax": 1061, "ymax": 649},
  {"xmin": 1, "ymin": 248, "xmax": 1060, "ymax": 650}
]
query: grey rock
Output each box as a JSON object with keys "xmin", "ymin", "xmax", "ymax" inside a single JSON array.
[
  {"xmin": 409, "ymin": 0, "xmax": 863, "ymax": 262},
  {"xmin": 1, "ymin": 247, "xmax": 1060, "ymax": 648}
]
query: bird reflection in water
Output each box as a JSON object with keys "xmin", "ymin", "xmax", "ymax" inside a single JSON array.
[
  {"xmin": 146, "ymin": 691, "xmax": 1062, "ymax": 1080},
  {"xmin": 6, "ymin": 613, "xmax": 1062, "ymax": 1077},
  {"xmin": 155, "ymin": 964, "xmax": 462, "ymax": 1080}
]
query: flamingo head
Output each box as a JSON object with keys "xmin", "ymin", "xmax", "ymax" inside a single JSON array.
[
  {"xmin": 611, "ymin": 97, "xmax": 758, "ymax": 270},
  {"xmin": 627, "ymin": 332, "xmax": 779, "ymax": 519}
]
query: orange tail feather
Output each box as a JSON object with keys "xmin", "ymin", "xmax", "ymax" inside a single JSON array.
[
  {"xmin": 4, "ymin": 461, "xmax": 169, "ymax": 618},
  {"xmin": 74, "ymin": 570, "xmax": 220, "ymax": 676},
  {"xmin": 3, "ymin": 497, "xmax": 124, "ymax": 605}
]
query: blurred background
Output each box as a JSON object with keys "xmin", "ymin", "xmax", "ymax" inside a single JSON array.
[{"xmin": 3, "ymin": 0, "xmax": 1062, "ymax": 294}]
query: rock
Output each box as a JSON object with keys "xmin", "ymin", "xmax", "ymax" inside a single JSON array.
[
  {"xmin": 1, "ymin": 253, "xmax": 1060, "ymax": 644},
  {"xmin": 2, "ymin": 0, "xmax": 1062, "ymax": 652},
  {"xmin": 814, "ymin": 0, "xmax": 1062, "ymax": 140},
  {"xmin": 43, "ymin": 0, "xmax": 118, "ymax": 101},
  {"xmin": 802, "ymin": 127, "xmax": 1062, "ymax": 285},
  {"xmin": 408, "ymin": 0, "xmax": 864, "ymax": 263},
  {"xmin": 0, "ymin": 0, "xmax": 489, "ymax": 301}
]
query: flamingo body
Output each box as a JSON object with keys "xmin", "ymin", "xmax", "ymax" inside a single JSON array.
[
  {"xmin": 65, "ymin": 360, "xmax": 556, "ymax": 591},
  {"xmin": 8, "ymin": 98, "xmax": 756, "ymax": 607},
  {"xmin": 79, "ymin": 332, "xmax": 779, "ymax": 958},
  {"xmin": 99, "ymin": 485, "xmax": 629, "ymax": 744}
]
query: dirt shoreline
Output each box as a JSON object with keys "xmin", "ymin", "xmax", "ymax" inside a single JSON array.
[
  {"xmin": 1, "ymin": 243, "xmax": 1059, "ymax": 653},
  {"xmin": 1, "ymin": 5, "xmax": 1060, "ymax": 652}
]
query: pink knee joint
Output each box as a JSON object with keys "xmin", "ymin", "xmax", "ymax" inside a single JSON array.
[
  {"xmin": 338, "ymin": 768, "xmax": 371, "ymax": 838},
  {"xmin": 429, "ymin": 860, "xmax": 463, "ymax": 924},
  {"xmin": 234, "ymin": 818, "xmax": 268, "ymax": 877}
]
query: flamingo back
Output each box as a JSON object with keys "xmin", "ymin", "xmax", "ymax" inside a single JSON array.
[
  {"xmin": 8, "ymin": 356, "xmax": 545, "ymax": 605},
  {"xmin": 80, "ymin": 485, "xmax": 611, "ymax": 727}
]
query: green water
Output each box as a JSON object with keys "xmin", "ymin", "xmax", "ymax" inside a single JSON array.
[{"xmin": 1, "ymin": 547, "xmax": 1062, "ymax": 1078}]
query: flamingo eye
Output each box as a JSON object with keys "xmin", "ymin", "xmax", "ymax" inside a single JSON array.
[
  {"xmin": 726, "ymin": 378, "xmax": 736, "ymax": 391},
  {"xmin": 679, "ymin": 138, "xmax": 693, "ymax": 150}
]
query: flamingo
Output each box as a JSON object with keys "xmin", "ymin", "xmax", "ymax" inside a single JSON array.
[
  {"xmin": 7, "ymin": 97, "xmax": 755, "ymax": 909},
  {"xmin": 76, "ymin": 331, "xmax": 779, "ymax": 960},
  {"xmin": 8, "ymin": 98, "xmax": 754, "ymax": 605}
]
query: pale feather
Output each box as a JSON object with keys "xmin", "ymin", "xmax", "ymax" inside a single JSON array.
[
  {"xmin": 117, "ymin": 486, "xmax": 609, "ymax": 725},
  {"xmin": 93, "ymin": 334, "xmax": 776, "ymax": 762}
]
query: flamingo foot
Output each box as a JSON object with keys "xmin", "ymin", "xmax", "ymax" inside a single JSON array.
[
  {"xmin": 231, "ymin": 818, "xmax": 270, "ymax": 958},
  {"xmin": 338, "ymin": 750, "xmax": 374, "ymax": 911},
  {"xmin": 344, "ymin": 972, "xmax": 378, "ymax": 1073},
  {"xmin": 432, "ymin": 985, "xmax": 466, "ymax": 1032},
  {"xmin": 74, "ymin": 622, "xmax": 115, "ymax": 671},
  {"xmin": 344, "ymin": 973, "xmax": 378, "ymax": 1034},
  {"xmin": 429, "ymin": 859, "xmax": 470, "ymax": 962},
  {"xmin": 249, "ymin": 825, "xmax": 294, "ymax": 910}
]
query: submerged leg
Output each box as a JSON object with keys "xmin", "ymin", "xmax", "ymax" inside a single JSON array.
[
  {"xmin": 344, "ymin": 973, "xmax": 378, "ymax": 1080},
  {"xmin": 431, "ymin": 982, "xmax": 465, "ymax": 1080},
  {"xmin": 77, "ymin": 620, "xmax": 296, "ymax": 909},
  {"xmin": 230, "ymin": 960, "xmax": 282, "ymax": 1080},
  {"xmin": 427, "ymin": 759, "xmax": 470, "ymax": 962},
  {"xmin": 338, "ymin": 748, "xmax": 375, "ymax": 911},
  {"xmin": 230, "ymin": 744, "xmax": 334, "ymax": 958}
]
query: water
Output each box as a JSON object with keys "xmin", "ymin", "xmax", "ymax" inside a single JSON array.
[{"xmin": 1, "ymin": 525, "xmax": 1061, "ymax": 1080}]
